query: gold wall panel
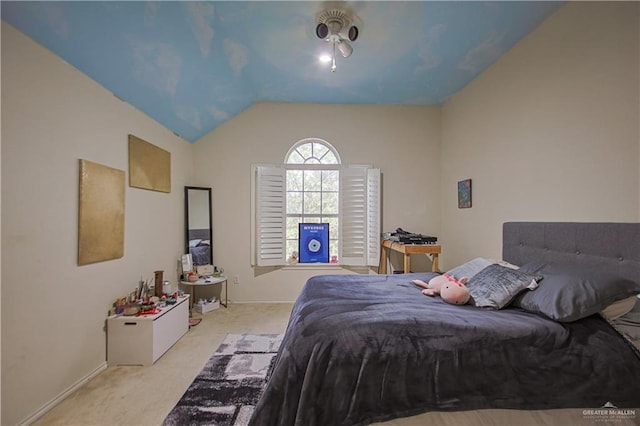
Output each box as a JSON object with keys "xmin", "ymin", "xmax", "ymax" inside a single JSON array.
[
  {"xmin": 128, "ymin": 134, "xmax": 171, "ymax": 193},
  {"xmin": 78, "ymin": 159, "xmax": 125, "ymax": 265}
]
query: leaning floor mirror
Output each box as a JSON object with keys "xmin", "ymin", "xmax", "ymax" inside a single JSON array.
[{"xmin": 184, "ymin": 186, "xmax": 213, "ymax": 267}]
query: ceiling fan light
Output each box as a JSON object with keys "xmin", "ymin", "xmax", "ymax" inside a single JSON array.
[
  {"xmin": 315, "ymin": 23, "xmax": 328, "ymax": 39},
  {"xmin": 348, "ymin": 26, "xmax": 359, "ymax": 42},
  {"xmin": 337, "ymin": 40, "xmax": 352, "ymax": 58}
]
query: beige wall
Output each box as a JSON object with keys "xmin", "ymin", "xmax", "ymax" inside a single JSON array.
[
  {"xmin": 193, "ymin": 103, "xmax": 442, "ymax": 302},
  {"xmin": 440, "ymin": 1, "xmax": 640, "ymax": 269},
  {"xmin": 1, "ymin": 23, "xmax": 193, "ymax": 425}
]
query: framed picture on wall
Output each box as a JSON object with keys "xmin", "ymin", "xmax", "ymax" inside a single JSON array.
[
  {"xmin": 78, "ymin": 159, "xmax": 125, "ymax": 265},
  {"xmin": 458, "ymin": 179, "xmax": 472, "ymax": 208}
]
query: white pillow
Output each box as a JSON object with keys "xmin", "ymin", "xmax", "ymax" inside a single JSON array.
[
  {"xmin": 492, "ymin": 259, "xmax": 520, "ymax": 270},
  {"xmin": 446, "ymin": 258, "xmax": 494, "ymax": 280},
  {"xmin": 188, "ymin": 239, "xmax": 202, "ymax": 248},
  {"xmin": 601, "ymin": 295, "xmax": 638, "ymax": 321},
  {"xmin": 447, "ymin": 257, "xmax": 520, "ymax": 279}
]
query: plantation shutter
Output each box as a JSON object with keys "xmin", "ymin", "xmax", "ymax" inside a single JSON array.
[
  {"xmin": 367, "ymin": 168, "xmax": 381, "ymax": 266},
  {"xmin": 255, "ymin": 166, "xmax": 286, "ymax": 266},
  {"xmin": 340, "ymin": 167, "xmax": 381, "ymax": 266}
]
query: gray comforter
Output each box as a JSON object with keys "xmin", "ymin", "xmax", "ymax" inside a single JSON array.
[{"xmin": 249, "ymin": 273, "xmax": 640, "ymax": 426}]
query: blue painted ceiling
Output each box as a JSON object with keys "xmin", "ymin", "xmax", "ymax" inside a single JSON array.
[{"xmin": 2, "ymin": 1, "xmax": 563, "ymax": 142}]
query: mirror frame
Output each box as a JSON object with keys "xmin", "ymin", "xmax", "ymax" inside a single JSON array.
[{"xmin": 184, "ymin": 186, "xmax": 213, "ymax": 266}]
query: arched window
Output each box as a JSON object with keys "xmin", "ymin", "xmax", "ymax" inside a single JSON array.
[
  {"xmin": 284, "ymin": 139, "xmax": 340, "ymax": 165},
  {"xmin": 284, "ymin": 139, "xmax": 341, "ymax": 261},
  {"xmin": 252, "ymin": 138, "xmax": 380, "ymax": 267}
]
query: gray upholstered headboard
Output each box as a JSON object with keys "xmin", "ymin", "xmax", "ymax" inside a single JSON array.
[
  {"xmin": 188, "ymin": 228, "xmax": 210, "ymax": 241},
  {"xmin": 503, "ymin": 222, "xmax": 640, "ymax": 284}
]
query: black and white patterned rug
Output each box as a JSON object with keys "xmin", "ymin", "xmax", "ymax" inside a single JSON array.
[{"xmin": 163, "ymin": 333, "xmax": 283, "ymax": 426}]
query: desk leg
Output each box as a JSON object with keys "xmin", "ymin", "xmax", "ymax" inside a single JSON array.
[
  {"xmin": 379, "ymin": 244, "xmax": 389, "ymax": 274},
  {"xmin": 403, "ymin": 254, "xmax": 411, "ymax": 274},
  {"xmin": 190, "ymin": 287, "xmax": 195, "ymax": 315},
  {"xmin": 431, "ymin": 254, "xmax": 440, "ymax": 272},
  {"xmin": 222, "ymin": 280, "xmax": 228, "ymax": 308}
]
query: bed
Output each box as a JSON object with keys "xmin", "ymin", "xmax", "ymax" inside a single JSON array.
[
  {"xmin": 249, "ymin": 222, "xmax": 640, "ymax": 426},
  {"xmin": 188, "ymin": 228, "xmax": 211, "ymax": 265}
]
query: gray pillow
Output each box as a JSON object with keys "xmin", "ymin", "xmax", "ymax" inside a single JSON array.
[
  {"xmin": 446, "ymin": 257, "xmax": 494, "ymax": 280},
  {"xmin": 466, "ymin": 264, "xmax": 541, "ymax": 309},
  {"xmin": 446, "ymin": 257, "xmax": 520, "ymax": 280},
  {"xmin": 513, "ymin": 263, "xmax": 640, "ymax": 322}
]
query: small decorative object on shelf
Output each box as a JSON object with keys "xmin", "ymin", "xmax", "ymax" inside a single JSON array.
[
  {"xmin": 154, "ymin": 270, "xmax": 164, "ymax": 297},
  {"xmin": 123, "ymin": 303, "xmax": 140, "ymax": 316},
  {"xmin": 194, "ymin": 298, "xmax": 220, "ymax": 314},
  {"xmin": 110, "ymin": 272, "xmax": 185, "ymax": 317}
]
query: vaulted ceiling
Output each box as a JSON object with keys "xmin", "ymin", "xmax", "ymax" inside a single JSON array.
[{"xmin": 2, "ymin": 1, "xmax": 563, "ymax": 142}]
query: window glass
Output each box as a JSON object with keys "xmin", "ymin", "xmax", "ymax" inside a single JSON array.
[
  {"xmin": 288, "ymin": 151, "xmax": 305, "ymax": 164},
  {"xmin": 303, "ymin": 192, "xmax": 322, "ymax": 214},
  {"xmin": 322, "ymin": 170, "xmax": 339, "ymax": 191},
  {"xmin": 313, "ymin": 143, "xmax": 329, "ymax": 160},
  {"xmin": 286, "ymin": 216, "xmax": 302, "ymax": 259},
  {"xmin": 287, "ymin": 170, "xmax": 303, "ymax": 191},
  {"xmin": 303, "ymin": 170, "xmax": 321, "ymax": 191},
  {"xmin": 296, "ymin": 143, "xmax": 313, "ymax": 160},
  {"xmin": 287, "ymin": 191, "xmax": 302, "ymax": 214},
  {"xmin": 322, "ymin": 192, "xmax": 339, "ymax": 215},
  {"xmin": 324, "ymin": 217, "xmax": 339, "ymax": 239}
]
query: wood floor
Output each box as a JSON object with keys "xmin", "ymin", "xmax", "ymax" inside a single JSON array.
[{"xmin": 34, "ymin": 303, "xmax": 636, "ymax": 426}]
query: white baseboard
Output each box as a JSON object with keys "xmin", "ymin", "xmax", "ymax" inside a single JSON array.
[{"xmin": 19, "ymin": 362, "xmax": 107, "ymax": 426}]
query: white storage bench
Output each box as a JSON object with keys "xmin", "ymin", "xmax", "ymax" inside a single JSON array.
[{"xmin": 107, "ymin": 295, "xmax": 189, "ymax": 366}]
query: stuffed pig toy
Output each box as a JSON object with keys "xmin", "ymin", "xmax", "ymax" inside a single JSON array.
[{"xmin": 412, "ymin": 274, "xmax": 471, "ymax": 305}]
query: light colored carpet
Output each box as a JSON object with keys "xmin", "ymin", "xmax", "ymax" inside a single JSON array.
[
  {"xmin": 33, "ymin": 304, "xmax": 293, "ymax": 426},
  {"xmin": 34, "ymin": 303, "xmax": 638, "ymax": 426}
]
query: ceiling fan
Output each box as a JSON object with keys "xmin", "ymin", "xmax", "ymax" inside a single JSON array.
[{"xmin": 315, "ymin": 7, "xmax": 360, "ymax": 72}]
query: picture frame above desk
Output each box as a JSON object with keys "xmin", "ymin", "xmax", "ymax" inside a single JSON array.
[{"xmin": 379, "ymin": 240, "xmax": 441, "ymax": 274}]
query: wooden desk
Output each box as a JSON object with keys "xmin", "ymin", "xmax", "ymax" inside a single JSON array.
[{"xmin": 379, "ymin": 240, "xmax": 441, "ymax": 273}]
